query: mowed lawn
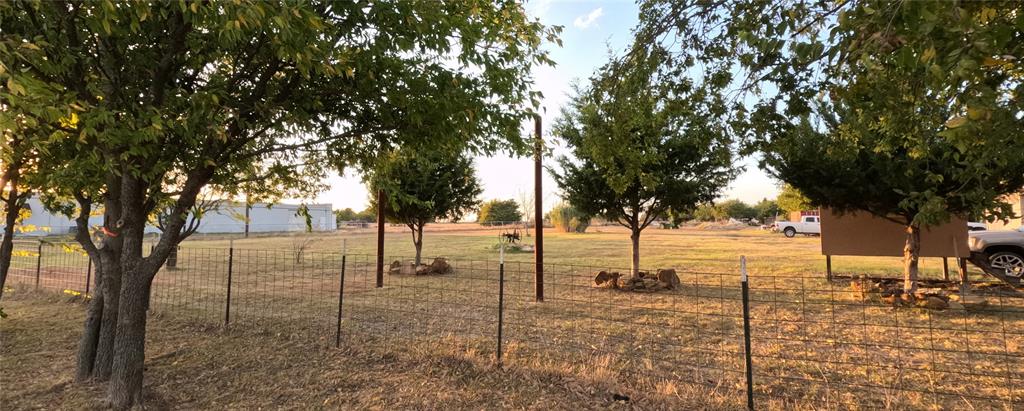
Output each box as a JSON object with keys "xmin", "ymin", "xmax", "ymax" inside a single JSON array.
[{"xmin": 180, "ymin": 224, "xmax": 984, "ymax": 280}]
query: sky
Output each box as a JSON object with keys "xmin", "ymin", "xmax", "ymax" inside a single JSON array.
[{"xmin": 308, "ymin": 0, "xmax": 780, "ymax": 212}]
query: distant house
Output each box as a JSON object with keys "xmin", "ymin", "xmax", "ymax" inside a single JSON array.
[{"xmin": 7, "ymin": 197, "xmax": 336, "ymax": 236}]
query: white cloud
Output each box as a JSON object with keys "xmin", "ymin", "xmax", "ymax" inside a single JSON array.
[
  {"xmin": 527, "ymin": 0, "xmax": 553, "ymax": 20},
  {"xmin": 573, "ymin": 7, "xmax": 603, "ymax": 30}
]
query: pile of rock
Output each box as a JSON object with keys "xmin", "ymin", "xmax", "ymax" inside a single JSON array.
[
  {"xmin": 593, "ymin": 268, "xmax": 681, "ymax": 293},
  {"xmin": 388, "ymin": 257, "xmax": 453, "ymax": 276},
  {"xmin": 848, "ymin": 276, "xmax": 989, "ymax": 310}
]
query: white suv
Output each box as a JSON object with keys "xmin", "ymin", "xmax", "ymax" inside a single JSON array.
[{"xmin": 969, "ymin": 226, "xmax": 1024, "ymax": 279}]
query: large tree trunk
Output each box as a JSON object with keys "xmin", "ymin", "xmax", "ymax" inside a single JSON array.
[
  {"xmin": 630, "ymin": 228, "xmax": 641, "ymax": 277},
  {"xmin": 75, "ymin": 260, "xmax": 104, "ymax": 381},
  {"xmin": 108, "ymin": 268, "xmax": 152, "ymax": 409},
  {"xmin": 903, "ymin": 224, "xmax": 921, "ymax": 297},
  {"xmin": 92, "ymin": 252, "xmax": 122, "ymax": 380},
  {"xmin": 72, "ymin": 195, "xmax": 106, "ymax": 381},
  {"xmin": 0, "ymin": 195, "xmax": 20, "ymax": 300}
]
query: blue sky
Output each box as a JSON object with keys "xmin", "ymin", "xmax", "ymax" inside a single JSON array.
[{"xmin": 311, "ymin": 0, "xmax": 779, "ymax": 211}]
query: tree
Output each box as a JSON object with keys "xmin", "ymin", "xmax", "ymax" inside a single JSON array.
[
  {"xmin": 334, "ymin": 208, "xmax": 358, "ymax": 225},
  {"xmin": 636, "ymin": 1, "xmax": 1024, "ymax": 293},
  {"xmin": 516, "ymin": 189, "xmax": 535, "ymax": 234},
  {"xmin": 477, "ymin": 199, "xmax": 522, "ymax": 226},
  {"xmin": 552, "ymin": 45, "xmax": 737, "ymax": 276},
  {"xmin": 548, "ymin": 202, "xmax": 590, "ymax": 233},
  {"xmin": 0, "ymin": 126, "xmax": 39, "ymax": 300},
  {"xmin": 1, "ymin": 1, "xmax": 557, "ymax": 407},
  {"xmin": 752, "ymin": 198, "xmax": 781, "ymax": 223},
  {"xmin": 776, "ymin": 184, "xmax": 813, "ymax": 216},
  {"xmin": 367, "ymin": 149, "xmax": 482, "ymax": 265},
  {"xmin": 717, "ymin": 199, "xmax": 755, "ymax": 221}
]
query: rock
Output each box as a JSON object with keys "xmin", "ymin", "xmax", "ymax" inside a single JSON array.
[
  {"xmin": 593, "ymin": 271, "xmax": 620, "ymax": 288},
  {"xmin": 656, "ymin": 269, "xmax": 680, "ymax": 290},
  {"xmin": 399, "ymin": 261, "xmax": 417, "ymax": 275},
  {"xmin": 916, "ymin": 296, "xmax": 948, "ymax": 310},
  {"xmin": 428, "ymin": 257, "xmax": 452, "ymax": 275},
  {"xmin": 388, "ymin": 260, "xmax": 403, "ymax": 275},
  {"xmin": 414, "ymin": 264, "xmax": 430, "ymax": 275},
  {"xmin": 637, "ymin": 278, "xmax": 661, "ymax": 292},
  {"xmin": 947, "ymin": 301, "xmax": 965, "ymax": 310},
  {"xmin": 947, "ymin": 294, "xmax": 961, "ymax": 302}
]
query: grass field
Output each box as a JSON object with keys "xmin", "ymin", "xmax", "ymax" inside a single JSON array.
[{"xmin": 3, "ymin": 225, "xmax": 1022, "ymax": 409}]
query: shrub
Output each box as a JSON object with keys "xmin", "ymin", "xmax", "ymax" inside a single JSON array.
[
  {"xmin": 477, "ymin": 199, "xmax": 521, "ymax": 225},
  {"xmin": 549, "ymin": 203, "xmax": 590, "ymax": 233}
]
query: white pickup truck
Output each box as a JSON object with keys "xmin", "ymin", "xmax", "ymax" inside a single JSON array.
[{"xmin": 773, "ymin": 215, "xmax": 821, "ymax": 238}]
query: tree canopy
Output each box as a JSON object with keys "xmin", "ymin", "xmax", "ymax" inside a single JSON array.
[
  {"xmin": 478, "ymin": 199, "xmax": 522, "ymax": 225},
  {"xmin": 0, "ymin": 1, "xmax": 558, "ymax": 407},
  {"xmin": 367, "ymin": 149, "xmax": 482, "ymax": 264},
  {"xmin": 552, "ymin": 45, "xmax": 737, "ymax": 275},
  {"xmin": 776, "ymin": 184, "xmax": 813, "ymax": 216},
  {"xmin": 635, "ymin": 0, "xmax": 1024, "ymax": 292}
]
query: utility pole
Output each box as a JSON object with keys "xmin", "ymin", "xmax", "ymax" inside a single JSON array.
[{"xmin": 534, "ymin": 116, "xmax": 544, "ymax": 302}]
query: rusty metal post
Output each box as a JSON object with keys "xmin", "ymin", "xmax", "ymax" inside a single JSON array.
[
  {"xmin": 942, "ymin": 257, "xmax": 950, "ymax": 281},
  {"xmin": 376, "ymin": 188, "xmax": 385, "ymax": 288},
  {"xmin": 825, "ymin": 255, "xmax": 832, "ymax": 281},
  {"xmin": 85, "ymin": 257, "xmax": 92, "ymax": 295},
  {"xmin": 533, "ymin": 116, "xmax": 544, "ymax": 302}
]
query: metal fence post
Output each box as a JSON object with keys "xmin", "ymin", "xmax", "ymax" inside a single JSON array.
[
  {"xmin": 85, "ymin": 257, "xmax": 92, "ymax": 295},
  {"xmin": 35, "ymin": 240, "xmax": 42, "ymax": 289},
  {"xmin": 335, "ymin": 239, "xmax": 347, "ymax": 348},
  {"xmin": 224, "ymin": 240, "xmax": 234, "ymax": 326},
  {"xmin": 496, "ymin": 244, "xmax": 506, "ymax": 366},
  {"xmin": 740, "ymin": 256, "xmax": 754, "ymax": 410}
]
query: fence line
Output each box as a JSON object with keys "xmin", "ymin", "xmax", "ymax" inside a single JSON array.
[{"xmin": 5, "ymin": 239, "xmax": 1022, "ymax": 409}]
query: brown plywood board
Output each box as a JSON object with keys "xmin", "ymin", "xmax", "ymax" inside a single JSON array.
[{"xmin": 820, "ymin": 208, "xmax": 969, "ymax": 257}]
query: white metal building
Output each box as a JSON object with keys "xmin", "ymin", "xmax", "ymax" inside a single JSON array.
[{"xmin": 9, "ymin": 197, "xmax": 336, "ymax": 236}]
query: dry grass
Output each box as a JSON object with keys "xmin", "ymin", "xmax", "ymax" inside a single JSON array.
[
  {"xmin": 2, "ymin": 291, "xmax": 736, "ymax": 410},
  {"xmin": 3, "ymin": 226, "xmax": 1022, "ymax": 409}
]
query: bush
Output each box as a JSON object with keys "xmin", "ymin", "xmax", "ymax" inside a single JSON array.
[
  {"xmin": 477, "ymin": 199, "xmax": 521, "ymax": 225},
  {"xmin": 548, "ymin": 203, "xmax": 590, "ymax": 233}
]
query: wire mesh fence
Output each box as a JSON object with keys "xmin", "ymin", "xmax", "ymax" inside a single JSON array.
[{"xmin": 5, "ymin": 239, "xmax": 1021, "ymax": 409}]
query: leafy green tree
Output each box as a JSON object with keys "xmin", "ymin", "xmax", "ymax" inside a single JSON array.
[
  {"xmin": 367, "ymin": 150, "xmax": 482, "ymax": 264},
  {"xmin": 552, "ymin": 46, "xmax": 737, "ymax": 275},
  {"xmin": 548, "ymin": 202, "xmax": 591, "ymax": 233},
  {"xmin": 776, "ymin": 184, "xmax": 813, "ymax": 216},
  {"xmin": 692, "ymin": 204, "xmax": 719, "ymax": 222},
  {"xmin": 477, "ymin": 199, "xmax": 522, "ymax": 225},
  {"xmin": 638, "ymin": 0, "xmax": 1024, "ymax": 293},
  {"xmin": 0, "ymin": 1, "xmax": 557, "ymax": 406},
  {"xmin": 717, "ymin": 199, "xmax": 755, "ymax": 221},
  {"xmin": 752, "ymin": 198, "xmax": 781, "ymax": 223},
  {"xmin": 334, "ymin": 208, "xmax": 358, "ymax": 225}
]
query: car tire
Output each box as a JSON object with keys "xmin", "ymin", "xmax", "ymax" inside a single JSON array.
[
  {"xmin": 989, "ymin": 251, "xmax": 1024, "ymax": 278},
  {"xmin": 783, "ymin": 227, "xmax": 796, "ymax": 238}
]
